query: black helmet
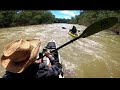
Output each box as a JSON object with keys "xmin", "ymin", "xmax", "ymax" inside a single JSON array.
[{"xmin": 73, "ymin": 26, "xmax": 76, "ymax": 29}]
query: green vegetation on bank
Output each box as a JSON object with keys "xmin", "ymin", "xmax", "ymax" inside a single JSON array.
[
  {"xmin": 0, "ymin": 10, "xmax": 70, "ymax": 28},
  {"xmin": 0, "ymin": 10, "xmax": 56, "ymax": 28},
  {"xmin": 55, "ymin": 18, "xmax": 70, "ymax": 23},
  {"xmin": 69, "ymin": 10, "xmax": 120, "ymax": 35},
  {"xmin": 0, "ymin": 10, "xmax": 119, "ymax": 35}
]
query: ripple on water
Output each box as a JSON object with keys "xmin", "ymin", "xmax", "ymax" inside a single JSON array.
[
  {"xmin": 1, "ymin": 24, "xmax": 120, "ymax": 78},
  {"xmin": 62, "ymin": 60, "xmax": 77, "ymax": 77}
]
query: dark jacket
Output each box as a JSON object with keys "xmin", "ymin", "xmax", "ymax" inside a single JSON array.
[
  {"xmin": 2, "ymin": 58, "xmax": 63, "ymax": 79},
  {"xmin": 70, "ymin": 26, "xmax": 77, "ymax": 34}
]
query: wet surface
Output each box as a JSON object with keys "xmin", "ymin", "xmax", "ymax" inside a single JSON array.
[{"xmin": 0, "ymin": 23, "xmax": 120, "ymax": 78}]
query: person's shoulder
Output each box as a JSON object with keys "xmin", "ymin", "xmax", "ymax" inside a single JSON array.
[{"xmin": 2, "ymin": 71, "xmax": 16, "ymax": 78}]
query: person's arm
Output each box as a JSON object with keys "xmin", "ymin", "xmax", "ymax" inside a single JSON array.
[
  {"xmin": 2, "ymin": 72, "xmax": 9, "ymax": 78},
  {"xmin": 2, "ymin": 71, "xmax": 18, "ymax": 78},
  {"xmin": 44, "ymin": 52, "xmax": 56, "ymax": 65},
  {"xmin": 36, "ymin": 52, "xmax": 62, "ymax": 78}
]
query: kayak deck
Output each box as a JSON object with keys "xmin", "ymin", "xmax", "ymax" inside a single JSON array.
[
  {"xmin": 68, "ymin": 31, "xmax": 80, "ymax": 38},
  {"xmin": 38, "ymin": 40, "xmax": 64, "ymax": 78}
]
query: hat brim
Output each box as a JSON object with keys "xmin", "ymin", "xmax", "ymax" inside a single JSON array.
[{"xmin": 0, "ymin": 39, "xmax": 41, "ymax": 73}]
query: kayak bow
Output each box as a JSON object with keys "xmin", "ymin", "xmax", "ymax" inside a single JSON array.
[{"xmin": 68, "ymin": 31, "xmax": 81, "ymax": 38}]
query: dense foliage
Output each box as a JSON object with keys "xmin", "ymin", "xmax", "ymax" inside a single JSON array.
[
  {"xmin": 0, "ymin": 10, "xmax": 56, "ymax": 28},
  {"xmin": 1, "ymin": 10, "xmax": 119, "ymax": 35},
  {"xmin": 0, "ymin": 10, "xmax": 71, "ymax": 28},
  {"xmin": 69, "ymin": 10, "xmax": 120, "ymax": 34},
  {"xmin": 55, "ymin": 18, "xmax": 70, "ymax": 23}
]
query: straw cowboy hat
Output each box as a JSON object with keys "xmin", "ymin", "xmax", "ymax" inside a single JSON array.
[{"xmin": 0, "ymin": 39, "xmax": 41, "ymax": 73}]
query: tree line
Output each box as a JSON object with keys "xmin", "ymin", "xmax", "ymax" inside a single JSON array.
[
  {"xmin": 69, "ymin": 10, "xmax": 120, "ymax": 35},
  {"xmin": 1, "ymin": 10, "xmax": 119, "ymax": 35},
  {"xmin": 55, "ymin": 18, "xmax": 70, "ymax": 23},
  {"xmin": 0, "ymin": 10, "xmax": 70, "ymax": 28}
]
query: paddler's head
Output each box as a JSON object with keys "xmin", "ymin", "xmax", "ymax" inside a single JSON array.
[{"xmin": 0, "ymin": 39, "xmax": 41, "ymax": 73}]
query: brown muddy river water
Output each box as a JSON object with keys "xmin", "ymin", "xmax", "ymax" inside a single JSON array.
[{"xmin": 0, "ymin": 23, "xmax": 120, "ymax": 78}]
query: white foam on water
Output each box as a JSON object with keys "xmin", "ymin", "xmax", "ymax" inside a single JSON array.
[
  {"xmin": 62, "ymin": 60, "xmax": 77, "ymax": 77},
  {"xmin": 83, "ymin": 38, "xmax": 103, "ymax": 48},
  {"xmin": 62, "ymin": 60, "xmax": 77, "ymax": 70}
]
